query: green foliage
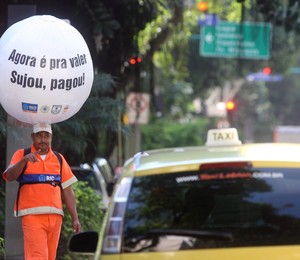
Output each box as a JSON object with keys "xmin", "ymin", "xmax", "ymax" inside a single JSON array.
[
  {"xmin": 268, "ymin": 26, "xmax": 300, "ymax": 73},
  {"xmin": 0, "ymin": 178, "xmax": 5, "ymax": 240},
  {"xmin": 256, "ymin": 0, "xmax": 300, "ymax": 32},
  {"xmin": 0, "ymin": 106, "xmax": 6, "ymax": 138},
  {"xmin": 57, "ymin": 182, "xmax": 105, "ymax": 260},
  {"xmin": 76, "ymin": 0, "xmax": 121, "ymax": 38},
  {"xmin": 269, "ymin": 74, "xmax": 300, "ymax": 125},
  {"xmin": 0, "ymin": 130, "xmax": 5, "ymax": 248},
  {"xmin": 52, "ymin": 72, "xmax": 129, "ymax": 165},
  {"xmin": 227, "ymin": 78, "xmax": 285, "ymax": 143},
  {"xmin": 141, "ymin": 117, "xmax": 210, "ymax": 150},
  {"xmin": 0, "ymin": 237, "xmax": 4, "ymax": 260}
]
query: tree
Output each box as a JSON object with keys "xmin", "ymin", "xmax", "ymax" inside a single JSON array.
[
  {"xmin": 52, "ymin": 72, "xmax": 128, "ymax": 165},
  {"xmin": 0, "ymin": 0, "xmax": 186, "ymax": 163}
]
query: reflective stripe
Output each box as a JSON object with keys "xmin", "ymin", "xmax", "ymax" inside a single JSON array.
[
  {"xmin": 14, "ymin": 206, "xmax": 64, "ymax": 217},
  {"xmin": 19, "ymin": 174, "xmax": 61, "ymax": 184},
  {"xmin": 61, "ymin": 176, "xmax": 77, "ymax": 189}
]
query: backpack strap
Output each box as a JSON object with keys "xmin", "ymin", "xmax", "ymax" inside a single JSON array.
[
  {"xmin": 18, "ymin": 147, "xmax": 31, "ymax": 181},
  {"xmin": 53, "ymin": 150, "xmax": 63, "ymax": 174},
  {"xmin": 16, "ymin": 148, "xmax": 63, "ymax": 216},
  {"xmin": 16, "ymin": 148, "xmax": 31, "ymax": 216}
]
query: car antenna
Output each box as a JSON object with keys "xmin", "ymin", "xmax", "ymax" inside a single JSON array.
[{"xmin": 133, "ymin": 151, "xmax": 149, "ymax": 169}]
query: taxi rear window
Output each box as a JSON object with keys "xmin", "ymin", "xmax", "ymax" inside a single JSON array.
[{"xmin": 122, "ymin": 167, "xmax": 300, "ymax": 253}]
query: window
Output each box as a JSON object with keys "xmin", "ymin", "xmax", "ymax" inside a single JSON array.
[
  {"xmin": 123, "ymin": 167, "xmax": 300, "ymax": 252},
  {"xmin": 72, "ymin": 168, "xmax": 101, "ymax": 192}
]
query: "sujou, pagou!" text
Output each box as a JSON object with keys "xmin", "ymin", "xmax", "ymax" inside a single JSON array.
[{"xmin": 10, "ymin": 70, "xmax": 85, "ymax": 91}]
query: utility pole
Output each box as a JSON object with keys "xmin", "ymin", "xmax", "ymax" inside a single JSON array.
[{"xmin": 4, "ymin": 5, "xmax": 36, "ymax": 260}]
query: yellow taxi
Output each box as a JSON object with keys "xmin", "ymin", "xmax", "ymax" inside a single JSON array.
[{"xmin": 69, "ymin": 128, "xmax": 300, "ymax": 259}]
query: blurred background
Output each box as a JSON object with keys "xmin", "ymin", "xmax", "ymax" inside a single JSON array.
[
  {"xmin": 1, "ymin": 0, "xmax": 300, "ymax": 167},
  {"xmin": 2, "ymin": 0, "xmax": 300, "ymax": 258}
]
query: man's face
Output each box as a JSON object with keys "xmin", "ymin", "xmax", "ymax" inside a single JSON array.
[{"xmin": 32, "ymin": 131, "xmax": 52, "ymax": 154}]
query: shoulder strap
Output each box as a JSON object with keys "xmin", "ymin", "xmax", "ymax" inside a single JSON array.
[
  {"xmin": 21, "ymin": 148, "xmax": 62, "ymax": 174},
  {"xmin": 19, "ymin": 148, "xmax": 63, "ymax": 178},
  {"xmin": 18, "ymin": 147, "xmax": 31, "ymax": 180},
  {"xmin": 16, "ymin": 147, "xmax": 31, "ymax": 216},
  {"xmin": 24, "ymin": 147, "xmax": 31, "ymax": 156},
  {"xmin": 53, "ymin": 150, "xmax": 63, "ymax": 174}
]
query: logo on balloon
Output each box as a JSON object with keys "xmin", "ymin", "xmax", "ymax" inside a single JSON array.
[
  {"xmin": 22, "ymin": 102, "xmax": 38, "ymax": 113},
  {"xmin": 40, "ymin": 105, "xmax": 50, "ymax": 113},
  {"xmin": 0, "ymin": 15, "xmax": 94, "ymax": 124},
  {"xmin": 51, "ymin": 105, "xmax": 62, "ymax": 115}
]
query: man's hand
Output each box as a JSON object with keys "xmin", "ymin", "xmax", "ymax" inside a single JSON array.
[
  {"xmin": 24, "ymin": 150, "xmax": 41, "ymax": 163},
  {"xmin": 3, "ymin": 149, "xmax": 42, "ymax": 181},
  {"xmin": 73, "ymin": 219, "xmax": 81, "ymax": 233}
]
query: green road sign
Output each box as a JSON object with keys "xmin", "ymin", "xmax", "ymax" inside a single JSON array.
[{"xmin": 200, "ymin": 21, "xmax": 272, "ymax": 59}]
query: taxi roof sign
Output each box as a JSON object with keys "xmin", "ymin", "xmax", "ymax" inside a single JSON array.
[{"xmin": 206, "ymin": 128, "xmax": 242, "ymax": 146}]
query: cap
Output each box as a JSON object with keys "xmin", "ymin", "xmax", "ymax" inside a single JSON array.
[{"xmin": 32, "ymin": 123, "xmax": 52, "ymax": 134}]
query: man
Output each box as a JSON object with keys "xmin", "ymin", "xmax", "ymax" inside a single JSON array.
[{"xmin": 2, "ymin": 122, "xmax": 81, "ymax": 260}]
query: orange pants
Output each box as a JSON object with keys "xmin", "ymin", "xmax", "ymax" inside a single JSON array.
[{"xmin": 22, "ymin": 214, "xmax": 63, "ymax": 260}]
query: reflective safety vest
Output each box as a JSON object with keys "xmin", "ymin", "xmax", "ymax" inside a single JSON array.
[
  {"xmin": 4, "ymin": 145, "xmax": 78, "ymax": 217},
  {"xmin": 15, "ymin": 147, "xmax": 63, "ymax": 216}
]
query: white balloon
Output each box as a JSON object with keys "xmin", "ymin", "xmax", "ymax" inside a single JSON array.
[{"xmin": 0, "ymin": 15, "xmax": 94, "ymax": 124}]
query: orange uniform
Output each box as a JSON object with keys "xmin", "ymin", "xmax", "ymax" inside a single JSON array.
[
  {"xmin": 3, "ymin": 145, "xmax": 77, "ymax": 216},
  {"xmin": 3, "ymin": 144, "xmax": 78, "ymax": 259}
]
